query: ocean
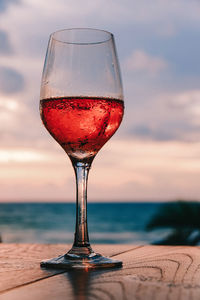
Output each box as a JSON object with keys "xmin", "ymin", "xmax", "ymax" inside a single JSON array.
[{"xmin": 0, "ymin": 202, "xmax": 170, "ymax": 244}]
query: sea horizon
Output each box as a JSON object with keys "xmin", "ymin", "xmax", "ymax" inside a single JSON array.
[
  {"xmin": 0, "ymin": 201, "xmax": 188, "ymax": 245},
  {"xmin": 0, "ymin": 199, "xmax": 197, "ymax": 203}
]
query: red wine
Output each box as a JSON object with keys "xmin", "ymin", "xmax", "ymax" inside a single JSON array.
[{"xmin": 40, "ymin": 97, "xmax": 124, "ymax": 161}]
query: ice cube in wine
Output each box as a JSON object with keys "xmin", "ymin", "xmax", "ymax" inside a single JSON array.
[{"xmin": 40, "ymin": 97, "xmax": 124, "ymax": 162}]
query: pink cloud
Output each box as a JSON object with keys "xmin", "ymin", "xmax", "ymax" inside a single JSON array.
[{"xmin": 124, "ymin": 50, "xmax": 168, "ymax": 75}]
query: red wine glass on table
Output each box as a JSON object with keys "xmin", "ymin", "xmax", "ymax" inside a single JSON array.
[{"xmin": 40, "ymin": 28, "xmax": 124, "ymax": 269}]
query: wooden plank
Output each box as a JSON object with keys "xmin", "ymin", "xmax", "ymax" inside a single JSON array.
[
  {"xmin": 0, "ymin": 243, "xmax": 136, "ymax": 293},
  {"xmin": 1, "ymin": 245, "xmax": 200, "ymax": 300}
]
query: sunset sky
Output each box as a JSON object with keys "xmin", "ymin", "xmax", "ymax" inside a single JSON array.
[{"xmin": 1, "ymin": 0, "xmax": 200, "ymax": 202}]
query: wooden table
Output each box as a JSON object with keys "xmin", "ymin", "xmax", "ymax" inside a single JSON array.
[{"xmin": 0, "ymin": 244, "xmax": 200, "ymax": 299}]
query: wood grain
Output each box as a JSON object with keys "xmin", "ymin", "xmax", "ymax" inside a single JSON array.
[
  {"xmin": 0, "ymin": 243, "xmax": 136, "ymax": 293},
  {"xmin": 1, "ymin": 244, "xmax": 200, "ymax": 299}
]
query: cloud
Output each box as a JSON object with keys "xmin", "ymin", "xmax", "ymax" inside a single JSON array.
[
  {"xmin": 0, "ymin": 30, "xmax": 13, "ymax": 54},
  {"xmin": 130, "ymin": 122, "xmax": 200, "ymax": 142},
  {"xmin": 167, "ymin": 90, "xmax": 200, "ymax": 126},
  {"xmin": 0, "ymin": 0, "xmax": 20, "ymax": 13},
  {"xmin": 131, "ymin": 125, "xmax": 176, "ymax": 141},
  {"xmin": 127, "ymin": 89, "xmax": 200, "ymax": 143},
  {"xmin": 0, "ymin": 148, "xmax": 52, "ymax": 163},
  {"xmin": 124, "ymin": 50, "xmax": 168, "ymax": 75},
  {"xmin": 0, "ymin": 66, "xmax": 24, "ymax": 93},
  {"xmin": 168, "ymin": 89, "xmax": 200, "ymax": 109}
]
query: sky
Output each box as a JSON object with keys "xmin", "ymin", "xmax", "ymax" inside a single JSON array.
[{"xmin": 1, "ymin": 0, "xmax": 200, "ymax": 202}]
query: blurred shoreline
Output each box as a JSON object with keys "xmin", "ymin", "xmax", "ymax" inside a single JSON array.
[
  {"xmin": 1, "ymin": 201, "xmax": 199, "ymax": 245},
  {"xmin": 0, "ymin": 202, "xmax": 166, "ymax": 244}
]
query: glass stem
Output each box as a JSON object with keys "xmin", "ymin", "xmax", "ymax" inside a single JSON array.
[{"xmin": 67, "ymin": 161, "xmax": 93, "ymax": 257}]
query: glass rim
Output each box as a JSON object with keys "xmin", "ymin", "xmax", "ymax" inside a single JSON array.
[{"xmin": 50, "ymin": 28, "xmax": 113, "ymax": 45}]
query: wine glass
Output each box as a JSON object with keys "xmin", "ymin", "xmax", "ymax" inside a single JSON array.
[{"xmin": 40, "ymin": 28, "xmax": 124, "ymax": 269}]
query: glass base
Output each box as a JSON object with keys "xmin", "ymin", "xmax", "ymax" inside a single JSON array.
[{"xmin": 41, "ymin": 253, "xmax": 122, "ymax": 270}]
